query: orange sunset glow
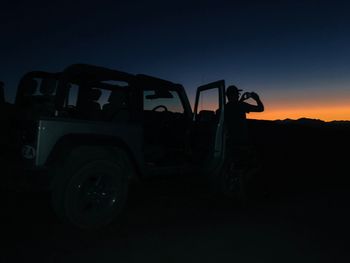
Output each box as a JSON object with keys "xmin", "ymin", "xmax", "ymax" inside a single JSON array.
[
  {"xmin": 245, "ymin": 88, "xmax": 350, "ymax": 121},
  {"xmin": 199, "ymin": 93, "xmax": 350, "ymax": 121},
  {"xmin": 249, "ymin": 105, "xmax": 350, "ymax": 121}
]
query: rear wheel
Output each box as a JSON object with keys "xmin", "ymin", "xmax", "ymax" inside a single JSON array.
[{"xmin": 51, "ymin": 146, "xmax": 130, "ymax": 229}]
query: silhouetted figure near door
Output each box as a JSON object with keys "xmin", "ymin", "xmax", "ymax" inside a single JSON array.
[
  {"xmin": 221, "ymin": 85, "xmax": 264, "ymax": 200},
  {"xmin": 225, "ymin": 85, "xmax": 264, "ymax": 147}
]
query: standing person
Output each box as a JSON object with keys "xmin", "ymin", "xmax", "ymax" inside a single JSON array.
[
  {"xmin": 221, "ymin": 84, "xmax": 264, "ymax": 201},
  {"xmin": 224, "ymin": 84, "xmax": 264, "ymax": 147}
]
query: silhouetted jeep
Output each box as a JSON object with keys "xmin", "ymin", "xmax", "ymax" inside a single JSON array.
[{"xmin": 6, "ymin": 64, "xmax": 257, "ymax": 229}]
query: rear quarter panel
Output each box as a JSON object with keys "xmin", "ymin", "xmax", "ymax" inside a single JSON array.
[{"xmin": 36, "ymin": 118, "xmax": 143, "ymax": 168}]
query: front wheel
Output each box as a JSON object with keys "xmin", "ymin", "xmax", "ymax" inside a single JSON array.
[{"xmin": 51, "ymin": 146, "xmax": 130, "ymax": 229}]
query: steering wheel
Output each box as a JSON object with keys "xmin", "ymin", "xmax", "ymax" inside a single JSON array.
[{"xmin": 152, "ymin": 105, "xmax": 168, "ymax": 112}]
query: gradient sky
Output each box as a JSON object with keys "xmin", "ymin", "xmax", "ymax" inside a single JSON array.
[{"xmin": 1, "ymin": 0, "xmax": 349, "ymax": 121}]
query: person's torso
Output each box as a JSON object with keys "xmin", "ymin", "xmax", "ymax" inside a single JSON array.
[{"xmin": 225, "ymin": 102, "xmax": 250, "ymax": 144}]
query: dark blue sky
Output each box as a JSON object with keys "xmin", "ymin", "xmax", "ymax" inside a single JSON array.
[{"xmin": 1, "ymin": 0, "xmax": 350, "ymax": 119}]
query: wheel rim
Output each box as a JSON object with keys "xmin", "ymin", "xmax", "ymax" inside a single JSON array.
[
  {"xmin": 65, "ymin": 161, "xmax": 125, "ymax": 227},
  {"xmin": 76, "ymin": 173, "xmax": 120, "ymax": 212}
]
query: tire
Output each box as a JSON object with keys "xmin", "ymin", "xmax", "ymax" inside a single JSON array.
[{"xmin": 51, "ymin": 146, "xmax": 130, "ymax": 229}]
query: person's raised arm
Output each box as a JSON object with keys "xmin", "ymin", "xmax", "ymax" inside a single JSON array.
[{"xmin": 247, "ymin": 92, "xmax": 264, "ymax": 112}]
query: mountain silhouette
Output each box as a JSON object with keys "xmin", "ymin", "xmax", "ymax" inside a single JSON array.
[{"xmin": 255, "ymin": 117, "xmax": 350, "ymax": 128}]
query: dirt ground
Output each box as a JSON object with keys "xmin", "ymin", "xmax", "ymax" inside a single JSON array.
[
  {"xmin": 2, "ymin": 121, "xmax": 350, "ymax": 263},
  {"xmin": 2, "ymin": 172, "xmax": 349, "ymax": 263}
]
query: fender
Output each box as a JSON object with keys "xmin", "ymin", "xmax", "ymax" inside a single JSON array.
[{"xmin": 45, "ymin": 133, "xmax": 143, "ymax": 179}]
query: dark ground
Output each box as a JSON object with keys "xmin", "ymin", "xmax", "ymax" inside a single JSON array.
[{"xmin": 2, "ymin": 121, "xmax": 350, "ymax": 263}]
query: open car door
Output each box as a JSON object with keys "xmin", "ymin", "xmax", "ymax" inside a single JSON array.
[{"xmin": 192, "ymin": 80, "xmax": 226, "ymax": 174}]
